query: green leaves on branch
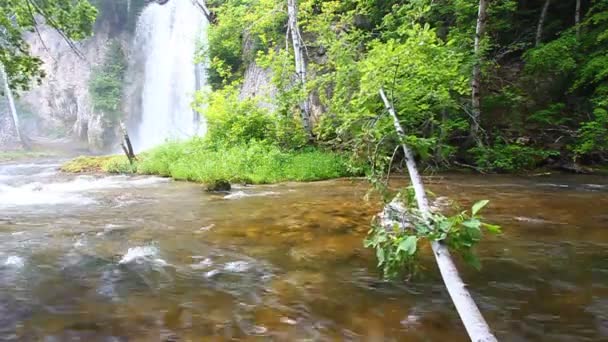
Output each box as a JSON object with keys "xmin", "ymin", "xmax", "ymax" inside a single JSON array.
[
  {"xmin": 365, "ymin": 197, "xmax": 501, "ymax": 279},
  {"xmin": 0, "ymin": 0, "xmax": 97, "ymax": 92}
]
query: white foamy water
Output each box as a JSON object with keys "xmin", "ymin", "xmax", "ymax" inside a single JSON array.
[
  {"xmin": 132, "ymin": 0, "xmax": 208, "ymax": 151},
  {"xmin": 223, "ymin": 191, "xmax": 279, "ymax": 200},
  {"xmin": 4, "ymin": 256, "xmax": 25, "ymax": 268},
  {"xmin": 224, "ymin": 261, "xmax": 251, "ymax": 273},
  {"xmin": 119, "ymin": 246, "xmax": 166, "ymax": 266},
  {"xmin": 0, "ymin": 169, "xmax": 168, "ymax": 207}
]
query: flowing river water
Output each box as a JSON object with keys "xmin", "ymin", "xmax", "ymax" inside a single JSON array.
[{"xmin": 0, "ymin": 159, "xmax": 607, "ymax": 341}]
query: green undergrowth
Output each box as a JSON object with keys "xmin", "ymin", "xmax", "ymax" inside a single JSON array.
[
  {"xmin": 60, "ymin": 155, "xmax": 126, "ymax": 173},
  {"xmin": 63, "ymin": 139, "xmax": 358, "ymax": 184}
]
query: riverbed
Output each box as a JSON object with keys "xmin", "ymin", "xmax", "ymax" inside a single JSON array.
[{"xmin": 0, "ymin": 160, "xmax": 606, "ymax": 341}]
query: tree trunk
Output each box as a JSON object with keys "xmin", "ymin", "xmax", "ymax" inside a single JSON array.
[
  {"xmin": 380, "ymin": 88, "xmax": 497, "ymax": 342},
  {"xmin": 0, "ymin": 63, "xmax": 24, "ymax": 147},
  {"xmin": 192, "ymin": 0, "xmax": 217, "ymax": 24},
  {"xmin": 470, "ymin": 0, "xmax": 489, "ymax": 145},
  {"xmin": 120, "ymin": 123, "xmax": 136, "ymax": 164},
  {"xmin": 287, "ymin": 0, "xmax": 314, "ymax": 140},
  {"xmin": 575, "ymin": 0, "xmax": 581, "ymax": 38},
  {"xmin": 536, "ymin": 0, "xmax": 551, "ymax": 46}
]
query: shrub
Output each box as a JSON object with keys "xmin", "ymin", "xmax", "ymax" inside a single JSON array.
[
  {"xmin": 573, "ymin": 108, "xmax": 608, "ymax": 161},
  {"xmin": 470, "ymin": 142, "xmax": 558, "ymax": 172}
]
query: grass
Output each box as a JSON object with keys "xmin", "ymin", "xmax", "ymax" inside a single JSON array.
[
  {"xmin": 60, "ymin": 155, "xmax": 127, "ymax": 173},
  {"xmin": 61, "ymin": 139, "xmax": 358, "ymax": 184}
]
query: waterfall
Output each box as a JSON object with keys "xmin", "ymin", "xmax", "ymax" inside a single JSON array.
[
  {"xmin": 1, "ymin": 63, "xmax": 23, "ymax": 146},
  {"xmin": 131, "ymin": 0, "xmax": 208, "ymax": 152}
]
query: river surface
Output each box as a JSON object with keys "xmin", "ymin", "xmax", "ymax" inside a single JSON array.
[{"xmin": 0, "ymin": 160, "xmax": 607, "ymax": 341}]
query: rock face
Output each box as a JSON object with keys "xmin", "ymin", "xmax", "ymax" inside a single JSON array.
[
  {"xmin": 18, "ymin": 23, "xmax": 129, "ymax": 152},
  {"xmin": 239, "ymin": 61, "xmax": 276, "ymax": 110}
]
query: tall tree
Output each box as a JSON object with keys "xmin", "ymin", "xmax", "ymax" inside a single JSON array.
[
  {"xmin": 287, "ymin": 0, "xmax": 313, "ymax": 140},
  {"xmin": 470, "ymin": 0, "xmax": 489, "ymax": 145},
  {"xmin": 575, "ymin": 0, "xmax": 582, "ymax": 38},
  {"xmin": 536, "ymin": 0, "xmax": 551, "ymax": 46}
]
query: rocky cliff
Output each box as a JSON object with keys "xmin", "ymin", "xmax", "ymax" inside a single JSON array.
[{"xmin": 18, "ymin": 22, "xmax": 130, "ymax": 152}]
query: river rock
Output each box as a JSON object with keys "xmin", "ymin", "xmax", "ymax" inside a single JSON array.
[{"xmin": 206, "ymin": 180, "xmax": 231, "ymax": 192}]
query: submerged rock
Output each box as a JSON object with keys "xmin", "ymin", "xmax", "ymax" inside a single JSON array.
[{"xmin": 206, "ymin": 179, "xmax": 231, "ymax": 192}]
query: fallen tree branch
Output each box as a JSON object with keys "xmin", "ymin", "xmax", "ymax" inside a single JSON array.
[{"xmin": 379, "ymin": 88, "xmax": 497, "ymax": 342}]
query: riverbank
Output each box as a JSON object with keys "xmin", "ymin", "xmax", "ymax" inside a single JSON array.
[{"xmin": 61, "ymin": 139, "xmax": 358, "ymax": 184}]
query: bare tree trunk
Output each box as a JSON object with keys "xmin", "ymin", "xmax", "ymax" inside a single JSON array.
[
  {"xmin": 287, "ymin": 0, "xmax": 314, "ymax": 140},
  {"xmin": 536, "ymin": 0, "xmax": 551, "ymax": 46},
  {"xmin": 0, "ymin": 63, "xmax": 24, "ymax": 147},
  {"xmin": 470, "ymin": 0, "xmax": 489, "ymax": 145},
  {"xmin": 380, "ymin": 88, "xmax": 497, "ymax": 342},
  {"xmin": 120, "ymin": 123, "xmax": 136, "ymax": 164},
  {"xmin": 191, "ymin": 0, "xmax": 217, "ymax": 24},
  {"xmin": 575, "ymin": 0, "xmax": 581, "ymax": 38}
]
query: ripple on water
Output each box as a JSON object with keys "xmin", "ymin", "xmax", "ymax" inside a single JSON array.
[{"xmin": 223, "ymin": 191, "xmax": 279, "ymax": 200}]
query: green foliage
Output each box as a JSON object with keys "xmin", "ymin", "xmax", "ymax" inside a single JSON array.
[
  {"xmin": 470, "ymin": 142, "xmax": 558, "ymax": 172},
  {"xmin": 89, "ymin": 41, "xmax": 126, "ymax": 122},
  {"xmin": 574, "ymin": 107, "xmax": 608, "ymax": 160},
  {"xmin": 100, "ymin": 138, "xmax": 355, "ymax": 184},
  {"xmin": 195, "ymin": 86, "xmax": 308, "ymax": 149},
  {"xmin": 0, "ymin": 0, "xmax": 97, "ymax": 92},
  {"xmin": 365, "ymin": 198, "xmax": 501, "ymax": 279},
  {"xmin": 204, "ymin": 0, "xmax": 286, "ymax": 88},
  {"xmin": 60, "ymin": 155, "xmax": 117, "ymax": 173},
  {"xmin": 527, "ymin": 103, "xmax": 569, "ymax": 126}
]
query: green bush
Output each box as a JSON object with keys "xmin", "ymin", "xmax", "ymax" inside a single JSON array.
[
  {"xmin": 125, "ymin": 139, "xmax": 355, "ymax": 184},
  {"xmin": 573, "ymin": 108, "xmax": 608, "ymax": 161},
  {"xmin": 470, "ymin": 142, "xmax": 558, "ymax": 172},
  {"xmin": 197, "ymin": 86, "xmax": 308, "ymax": 149}
]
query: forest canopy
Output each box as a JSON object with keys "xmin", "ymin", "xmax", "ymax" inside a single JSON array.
[{"xmin": 202, "ymin": 0, "xmax": 608, "ymax": 171}]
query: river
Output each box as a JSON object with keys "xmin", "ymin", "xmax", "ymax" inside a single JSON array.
[{"xmin": 0, "ymin": 159, "xmax": 606, "ymax": 341}]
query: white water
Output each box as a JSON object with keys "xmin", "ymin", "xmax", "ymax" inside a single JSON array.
[
  {"xmin": 132, "ymin": 0, "xmax": 209, "ymax": 151},
  {"xmin": 0, "ymin": 162, "xmax": 169, "ymax": 208}
]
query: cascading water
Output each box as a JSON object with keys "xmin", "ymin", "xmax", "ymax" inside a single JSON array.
[{"xmin": 131, "ymin": 0, "xmax": 208, "ymax": 152}]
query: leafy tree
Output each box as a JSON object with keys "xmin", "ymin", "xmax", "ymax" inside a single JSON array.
[
  {"xmin": 89, "ymin": 41, "xmax": 126, "ymax": 123},
  {"xmin": 0, "ymin": 0, "xmax": 97, "ymax": 92}
]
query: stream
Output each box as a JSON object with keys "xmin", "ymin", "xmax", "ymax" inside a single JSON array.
[{"xmin": 0, "ymin": 159, "xmax": 607, "ymax": 341}]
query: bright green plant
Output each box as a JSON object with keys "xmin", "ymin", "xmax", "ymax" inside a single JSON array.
[{"xmin": 365, "ymin": 195, "xmax": 501, "ymax": 279}]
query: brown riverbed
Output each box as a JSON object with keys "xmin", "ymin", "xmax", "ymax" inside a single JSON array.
[{"xmin": 0, "ymin": 160, "xmax": 607, "ymax": 341}]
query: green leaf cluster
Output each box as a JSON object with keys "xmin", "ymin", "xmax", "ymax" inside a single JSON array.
[
  {"xmin": 365, "ymin": 198, "xmax": 501, "ymax": 279},
  {"xmin": 0, "ymin": 0, "xmax": 97, "ymax": 92}
]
